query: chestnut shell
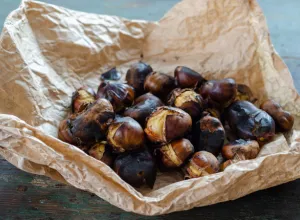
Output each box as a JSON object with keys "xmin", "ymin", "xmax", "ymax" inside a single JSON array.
[
  {"xmin": 71, "ymin": 86, "xmax": 96, "ymax": 113},
  {"xmin": 126, "ymin": 62, "xmax": 153, "ymax": 95},
  {"xmin": 222, "ymin": 139, "xmax": 260, "ymax": 160},
  {"xmin": 226, "ymin": 101, "xmax": 275, "ymax": 142},
  {"xmin": 96, "ymin": 82, "xmax": 135, "ymax": 113},
  {"xmin": 114, "ymin": 148, "xmax": 157, "ymax": 188},
  {"xmin": 88, "ymin": 141, "xmax": 115, "ymax": 167},
  {"xmin": 174, "ymin": 66, "xmax": 206, "ymax": 88}
]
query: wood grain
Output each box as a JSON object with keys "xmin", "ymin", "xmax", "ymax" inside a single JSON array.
[{"xmin": 1, "ymin": 157, "xmax": 300, "ymax": 219}]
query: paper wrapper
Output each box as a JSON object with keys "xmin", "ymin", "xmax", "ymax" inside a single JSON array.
[{"xmin": 1, "ymin": 0, "xmax": 300, "ymax": 216}]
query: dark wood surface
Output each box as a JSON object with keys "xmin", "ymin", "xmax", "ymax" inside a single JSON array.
[{"xmin": 1, "ymin": 0, "xmax": 300, "ymax": 219}]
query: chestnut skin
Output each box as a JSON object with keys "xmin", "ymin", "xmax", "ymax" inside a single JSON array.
[
  {"xmin": 193, "ymin": 115, "xmax": 225, "ymax": 156},
  {"xmin": 96, "ymin": 81, "xmax": 135, "ymax": 113},
  {"xmin": 88, "ymin": 141, "xmax": 115, "ymax": 167},
  {"xmin": 145, "ymin": 106, "xmax": 192, "ymax": 144},
  {"xmin": 185, "ymin": 151, "xmax": 220, "ymax": 178},
  {"xmin": 144, "ymin": 72, "xmax": 176, "ymax": 102},
  {"xmin": 135, "ymin": 93, "xmax": 163, "ymax": 105},
  {"xmin": 199, "ymin": 78, "xmax": 237, "ymax": 109},
  {"xmin": 168, "ymin": 88, "xmax": 204, "ymax": 119},
  {"xmin": 58, "ymin": 118, "xmax": 77, "ymax": 145},
  {"xmin": 160, "ymin": 138, "xmax": 194, "ymax": 168},
  {"xmin": 71, "ymin": 86, "xmax": 96, "ymax": 113},
  {"xmin": 100, "ymin": 67, "xmax": 121, "ymax": 81},
  {"xmin": 124, "ymin": 96, "xmax": 163, "ymax": 127},
  {"xmin": 260, "ymin": 99, "xmax": 294, "ymax": 132},
  {"xmin": 126, "ymin": 62, "xmax": 153, "ymax": 95},
  {"xmin": 68, "ymin": 98, "xmax": 115, "ymax": 146},
  {"xmin": 114, "ymin": 148, "xmax": 157, "ymax": 188},
  {"xmin": 222, "ymin": 139, "xmax": 260, "ymax": 160},
  {"xmin": 107, "ymin": 117, "xmax": 144, "ymax": 153},
  {"xmin": 174, "ymin": 66, "xmax": 206, "ymax": 88},
  {"xmin": 236, "ymin": 84, "xmax": 257, "ymax": 103},
  {"xmin": 226, "ymin": 101, "xmax": 275, "ymax": 142}
]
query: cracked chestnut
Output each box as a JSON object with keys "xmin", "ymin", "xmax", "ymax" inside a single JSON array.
[{"xmin": 71, "ymin": 86, "xmax": 96, "ymax": 113}]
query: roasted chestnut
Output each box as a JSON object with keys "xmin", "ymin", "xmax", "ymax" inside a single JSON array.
[
  {"xmin": 100, "ymin": 67, "xmax": 121, "ymax": 81},
  {"xmin": 260, "ymin": 99, "xmax": 294, "ymax": 132},
  {"xmin": 126, "ymin": 62, "xmax": 153, "ymax": 95},
  {"xmin": 124, "ymin": 96, "xmax": 163, "ymax": 127},
  {"xmin": 58, "ymin": 118, "xmax": 76, "ymax": 145},
  {"xmin": 135, "ymin": 93, "xmax": 163, "ymax": 105},
  {"xmin": 168, "ymin": 89, "xmax": 204, "ymax": 119},
  {"xmin": 144, "ymin": 72, "xmax": 176, "ymax": 102},
  {"xmin": 145, "ymin": 106, "xmax": 192, "ymax": 144},
  {"xmin": 236, "ymin": 84, "xmax": 257, "ymax": 103},
  {"xmin": 67, "ymin": 98, "xmax": 115, "ymax": 146},
  {"xmin": 96, "ymin": 81, "xmax": 135, "ymax": 113},
  {"xmin": 174, "ymin": 66, "xmax": 206, "ymax": 88},
  {"xmin": 222, "ymin": 139, "xmax": 260, "ymax": 160},
  {"xmin": 202, "ymin": 108, "xmax": 221, "ymax": 120},
  {"xmin": 226, "ymin": 101, "xmax": 275, "ymax": 142},
  {"xmin": 88, "ymin": 141, "xmax": 115, "ymax": 167},
  {"xmin": 71, "ymin": 86, "xmax": 96, "ymax": 113},
  {"xmin": 185, "ymin": 151, "xmax": 219, "ymax": 178},
  {"xmin": 114, "ymin": 148, "xmax": 157, "ymax": 188},
  {"xmin": 160, "ymin": 138, "xmax": 194, "ymax": 168},
  {"xmin": 107, "ymin": 117, "xmax": 144, "ymax": 153},
  {"xmin": 199, "ymin": 78, "xmax": 237, "ymax": 109},
  {"xmin": 193, "ymin": 115, "xmax": 225, "ymax": 156}
]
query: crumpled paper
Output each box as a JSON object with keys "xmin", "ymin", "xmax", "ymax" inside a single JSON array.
[{"xmin": 0, "ymin": 0, "xmax": 300, "ymax": 216}]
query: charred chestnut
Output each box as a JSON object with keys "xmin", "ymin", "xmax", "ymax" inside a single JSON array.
[
  {"xmin": 160, "ymin": 138, "xmax": 194, "ymax": 168},
  {"xmin": 236, "ymin": 84, "xmax": 257, "ymax": 103},
  {"xmin": 88, "ymin": 141, "xmax": 115, "ymax": 167},
  {"xmin": 126, "ymin": 62, "xmax": 153, "ymax": 95},
  {"xmin": 124, "ymin": 96, "xmax": 163, "ymax": 127},
  {"xmin": 260, "ymin": 99, "xmax": 294, "ymax": 132},
  {"xmin": 71, "ymin": 87, "xmax": 96, "ymax": 113},
  {"xmin": 145, "ymin": 106, "xmax": 192, "ymax": 144},
  {"xmin": 226, "ymin": 101, "xmax": 275, "ymax": 142},
  {"xmin": 58, "ymin": 118, "xmax": 76, "ymax": 145},
  {"xmin": 185, "ymin": 151, "xmax": 219, "ymax": 178},
  {"xmin": 114, "ymin": 148, "xmax": 157, "ymax": 188},
  {"xmin": 144, "ymin": 72, "xmax": 176, "ymax": 101},
  {"xmin": 168, "ymin": 88, "xmax": 204, "ymax": 119},
  {"xmin": 96, "ymin": 82, "xmax": 135, "ymax": 113},
  {"xmin": 68, "ymin": 98, "xmax": 115, "ymax": 146},
  {"xmin": 193, "ymin": 115, "xmax": 225, "ymax": 156},
  {"xmin": 100, "ymin": 67, "xmax": 121, "ymax": 81},
  {"xmin": 135, "ymin": 93, "xmax": 163, "ymax": 105},
  {"xmin": 199, "ymin": 78, "xmax": 237, "ymax": 109},
  {"xmin": 107, "ymin": 117, "xmax": 144, "ymax": 153},
  {"xmin": 174, "ymin": 66, "xmax": 206, "ymax": 88}
]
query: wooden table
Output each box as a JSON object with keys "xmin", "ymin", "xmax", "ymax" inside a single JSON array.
[{"xmin": 1, "ymin": 0, "xmax": 300, "ymax": 219}]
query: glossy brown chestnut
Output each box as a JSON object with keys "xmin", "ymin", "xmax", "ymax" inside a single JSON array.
[
  {"xmin": 68, "ymin": 98, "xmax": 115, "ymax": 146},
  {"xmin": 193, "ymin": 115, "xmax": 225, "ymax": 156},
  {"xmin": 236, "ymin": 84, "xmax": 257, "ymax": 103},
  {"xmin": 114, "ymin": 148, "xmax": 157, "ymax": 188},
  {"xmin": 88, "ymin": 141, "xmax": 115, "ymax": 167},
  {"xmin": 124, "ymin": 96, "xmax": 163, "ymax": 127},
  {"xmin": 226, "ymin": 101, "xmax": 275, "ymax": 142},
  {"xmin": 145, "ymin": 106, "xmax": 192, "ymax": 144},
  {"xmin": 96, "ymin": 81, "xmax": 135, "ymax": 113},
  {"xmin": 160, "ymin": 138, "xmax": 194, "ymax": 168},
  {"xmin": 185, "ymin": 151, "xmax": 219, "ymax": 178},
  {"xmin": 199, "ymin": 78, "xmax": 237, "ymax": 109},
  {"xmin": 260, "ymin": 100, "xmax": 294, "ymax": 132},
  {"xmin": 134, "ymin": 93, "xmax": 163, "ymax": 105},
  {"xmin": 107, "ymin": 117, "xmax": 144, "ymax": 153},
  {"xmin": 144, "ymin": 72, "xmax": 176, "ymax": 102},
  {"xmin": 71, "ymin": 86, "xmax": 96, "ymax": 113},
  {"xmin": 100, "ymin": 67, "xmax": 121, "ymax": 81},
  {"xmin": 126, "ymin": 62, "xmax": 153, "ymax": 95},
  {"xmin": 174, "ymin": 66, "xmax": 206, "ymax": 88},
  {"xmin": 168, "ymin": 89, "xmax": 204, "ymax": 119}
]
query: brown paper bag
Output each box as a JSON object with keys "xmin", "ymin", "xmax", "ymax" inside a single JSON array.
[{"xmin": 1, "ymin": 0, "xmax": 300, "ymax": 216}]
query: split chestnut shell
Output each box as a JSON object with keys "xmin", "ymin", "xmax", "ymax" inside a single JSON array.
[
  {"xmin": 71, "ymin": 86, "xmax": 96, "ymax": 113},
  {"xmin": 145, "ymin": 106, "xmax": 192, "ymax": 144},
  {"xmin": 88, "ymin": 141, "xmax": 115, "ymax": 167}
]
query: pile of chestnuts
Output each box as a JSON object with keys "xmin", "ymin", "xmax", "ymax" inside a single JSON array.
[{"xmin": 58, "ymin": 62, "xmax": 294, "ymax": 188}]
